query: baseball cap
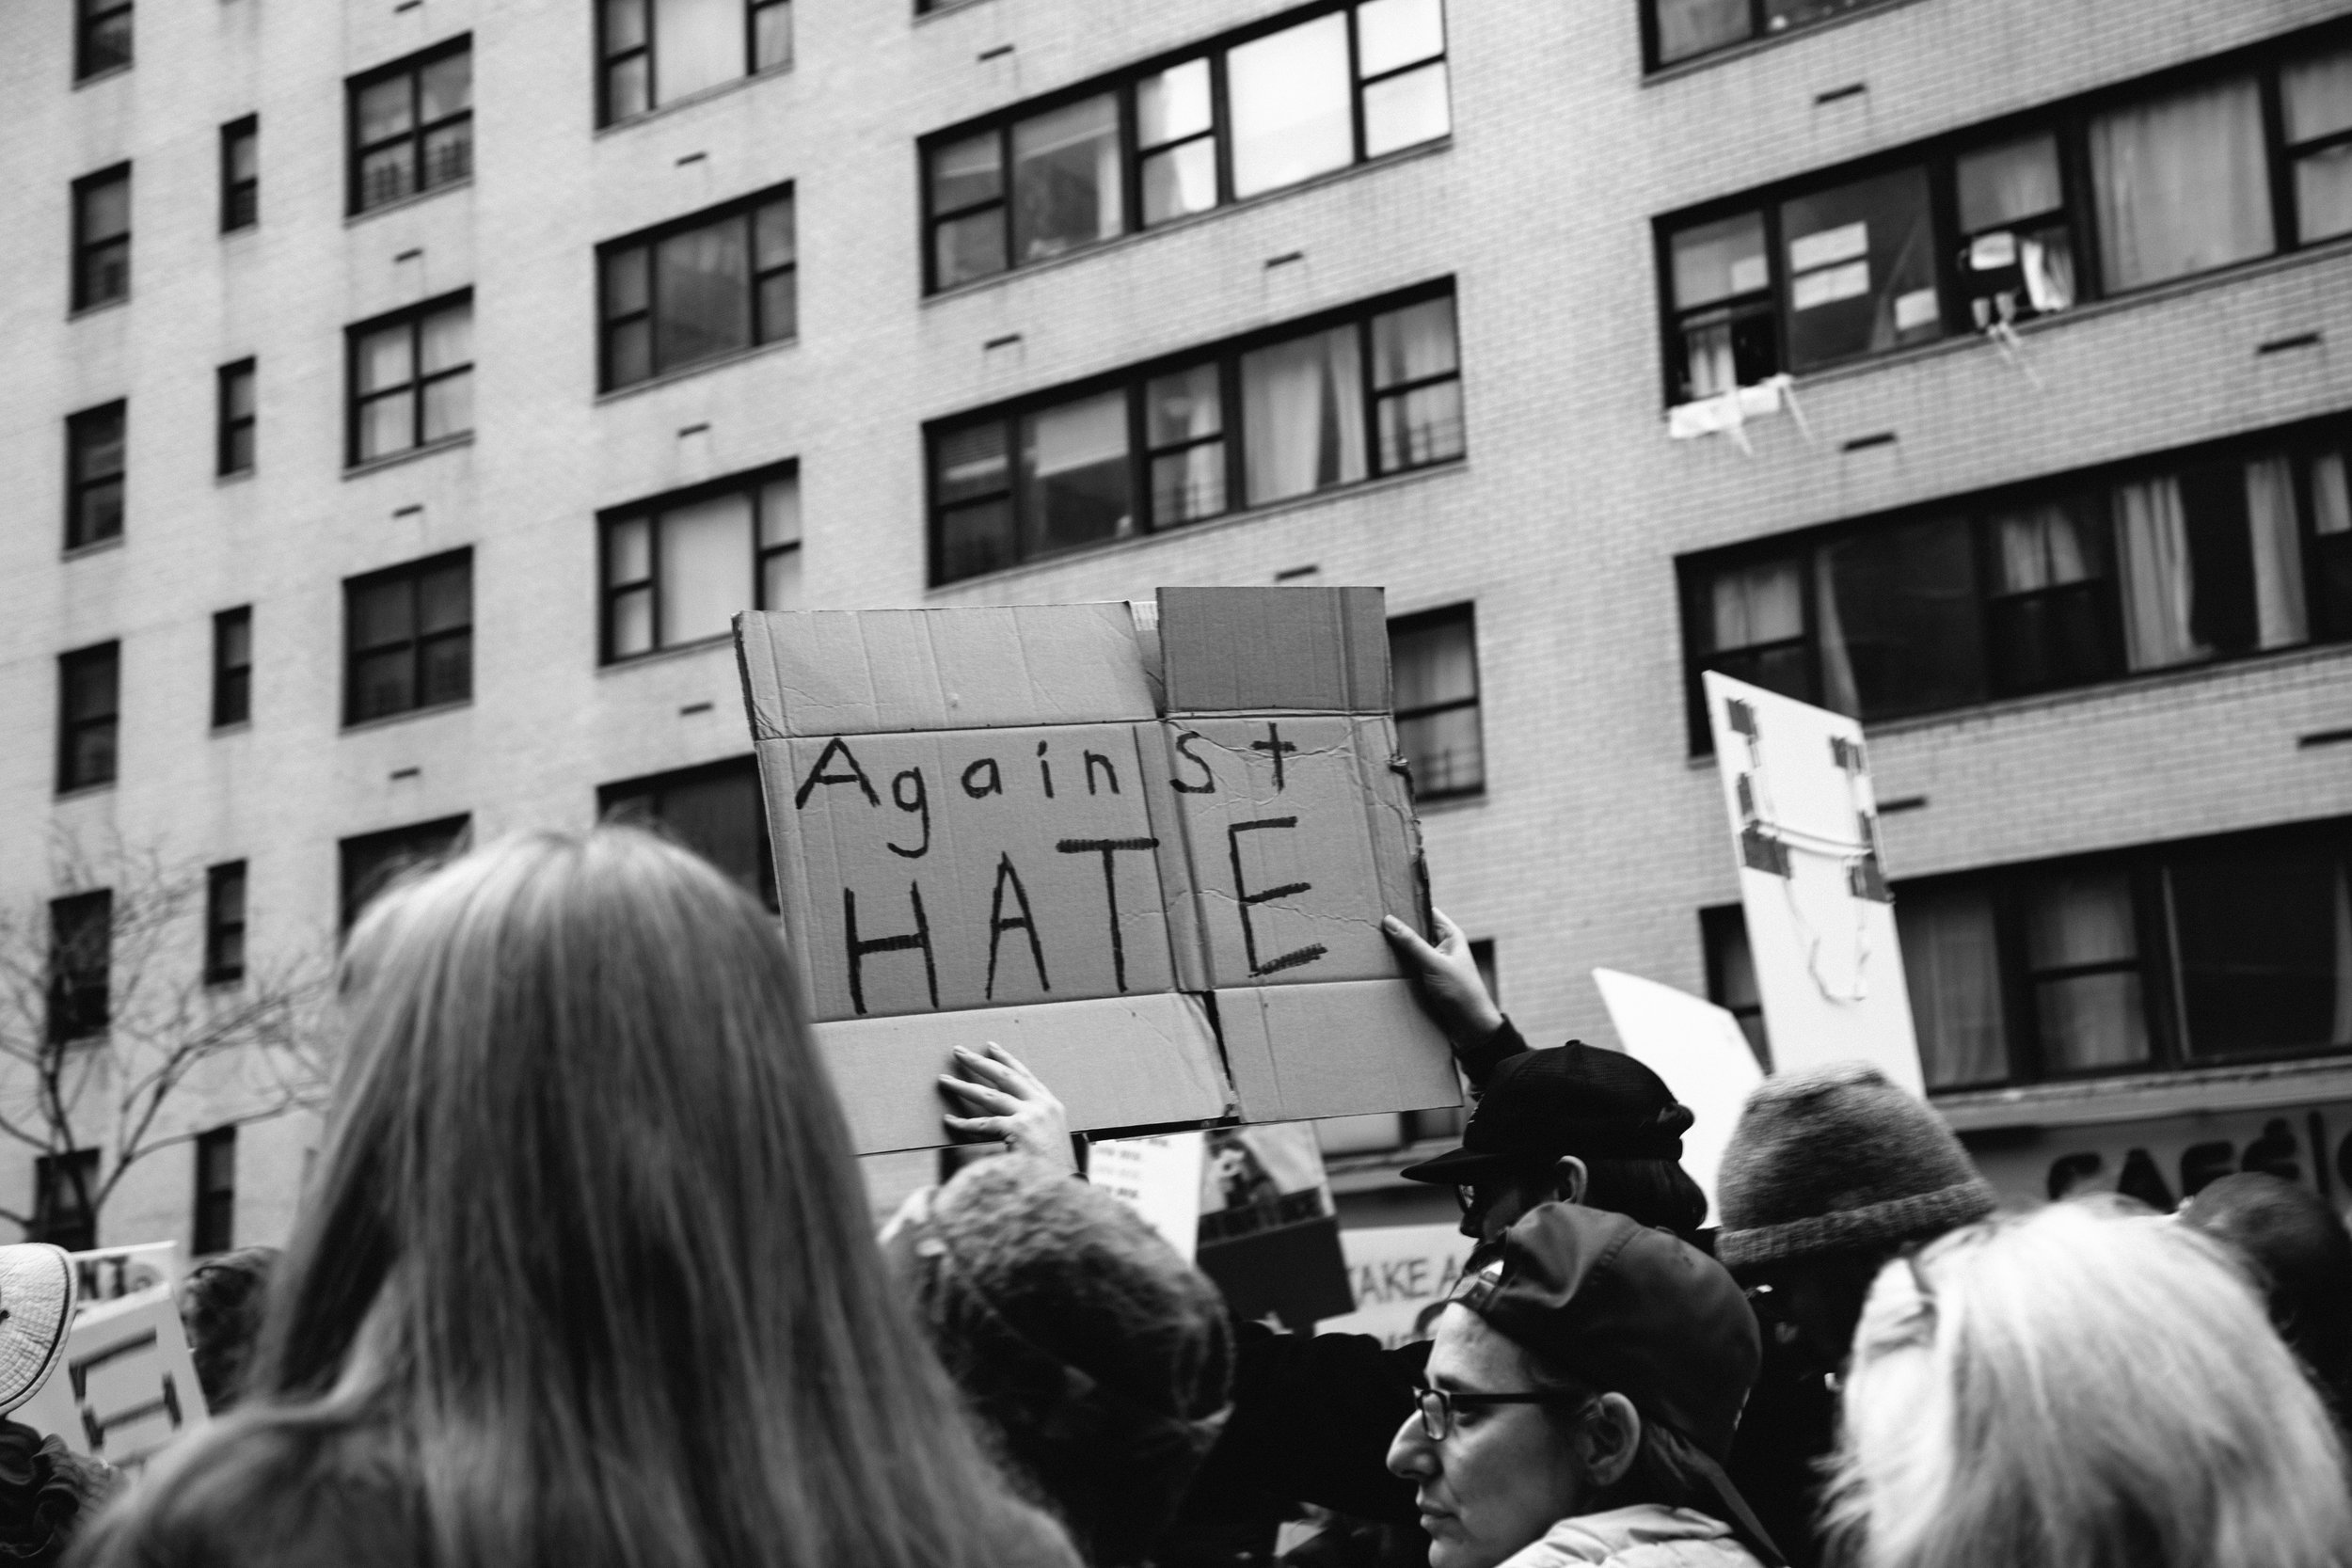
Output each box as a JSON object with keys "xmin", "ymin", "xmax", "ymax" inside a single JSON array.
[
  {"xmin": 1400, "ymin": 1042, "xmax": 1693, "ymax": 1185},
  {"xmin": 1453, "ymin": 1203, "xmax": 1781, "ymax": 1564}
]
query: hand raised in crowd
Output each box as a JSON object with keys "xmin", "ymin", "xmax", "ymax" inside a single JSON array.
[
  {"xmin": 1381, "ymin": 908, "xmax": 1504, "ymax": 1052},
  {"xmin": 939, "ymin": 1040, "xmax": 1079, "ymax": 1172}
]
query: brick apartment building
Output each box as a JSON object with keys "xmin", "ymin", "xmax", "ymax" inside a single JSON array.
[{"xmin": 7, "ymin": 0, "xmax": 2352, "ymax": 1253}]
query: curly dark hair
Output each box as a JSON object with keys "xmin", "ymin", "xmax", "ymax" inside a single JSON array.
[{"xmin": 178, "ymin": 1246, "xmax": 279, "ymax": 1414}]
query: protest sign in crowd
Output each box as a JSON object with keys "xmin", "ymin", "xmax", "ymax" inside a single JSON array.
[{"xmin": 0, "ymin": 592, "xmax": 2344, "ymax": 1568}]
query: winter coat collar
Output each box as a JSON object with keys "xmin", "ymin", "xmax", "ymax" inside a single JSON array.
[{"xmin": 1498, "ymin": 1504, "xmax": 1764, "ymax": 1568}]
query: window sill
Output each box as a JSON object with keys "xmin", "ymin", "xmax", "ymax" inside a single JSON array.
[
  {"xmin": 1416, "ymin": 788, "xmax": 1486, "ymax": 815},
  {"xmin": 54, "ymin": 782, "xmax": 117, "ymax": 802},
  {"xmin": 595, "ymin": 336, "xmax": 800, "ymax": 404},
  {"xmin": 593, "ymin": 63, "xmax": 793, "ymax": 136},
  {"xmin": 1641, "ymin": 0, "xmax": 1931, "ymax": 86},
  {"xmin": 210, "ymin": 721, "xmax": 252, "ymax": 737},
  {"xmin": 1684, "ymin": 639, "xmax": 2352, "ymax": 767},
  {"xmin": 61, "ymin": 534, "xmax": 125, "ymax": 562},
  {"xmin": 343, "ymin": 177, "xmax": 474, "ymax": 228},
  {"xmin": 343, "ymin": 432, "xmax": 474, "ymax": 479},
  {"xmin": 921, "ymin": 136, "xmax": 1454, "ymax": 306},
  {"xmin": 596, "ymin": 633, "xmax": 738, "ymax": 674},
  {"xmin": 913, "ymin": 0, "xmax": 994, "ymax": 24},
  {"xmin": 67, "ymin": 296, "xmax": 130, "ymax": 324},
  {"xmin": 929, "ymin": 456, "xmax": 1469, "ymax": 594},
  {"xmin": 342, "ymin": 698, "xmax": 471, "ymax": 736},
  {"xmin": 202, "ymin": 974, "xmax": 246, "ymax": 991},
  {"xmin": 72, "ymin": 63, "xmax": 132, "ymax": 90},
  {"xmin": 217, "ymin": 468, "xmax": 255, "ymax": 487},
  {"xmin": 1936, "ymin": 1049, "xmax": 2352, "ymax": 1132}
]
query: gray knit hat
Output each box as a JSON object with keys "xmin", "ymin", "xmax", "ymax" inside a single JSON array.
[{"xmin": 1715, "ymin": 1061, "xmax": 1996, "ymax": 1273}]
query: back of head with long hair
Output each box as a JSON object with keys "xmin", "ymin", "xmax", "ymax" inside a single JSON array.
[
  {"xmin": 87, "ymin": 829, "xmax": 1072, "ymax": 1568},
  {"xmin": 1828, "ymin": 1197, "xmax": 2352, "ymax": 1568}
]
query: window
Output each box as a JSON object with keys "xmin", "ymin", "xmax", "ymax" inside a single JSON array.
[
  {"xmin": 213, "ymin": 608, "xmax": 253, "ymax": 728},
  {"xmin": 1708, "ymin": 819, "xmax": 2352, "ymax": 1090},
  {"xmin": 217, "ymin": 360, "xmax": 255, "ymax": 477},
  {"xmin": 66, "ymin": 402, "xmax": 126, "ymax": 548},
  {"xmin": 35, "ymin": 1151, "xmax": 100, "ymax": 1253},
  {"xmin": 923, "ymin": 0, "xmax": 1448, "ymax": 292},
  {"xmin": 1648, "ymin": 0, "xmax": 1897, "ymax": 69},
  {"xmin": 56, "ymin": 642, "xmax": 119, "ymax": 794},
  {"xmin": 204, "ymin": 863, "xmax": 246, "ymax": 986},
  {"xmin": 340, "ymin": 816, "xmax": 469, "ymax": 932},
  {"xmin": 1680, "ymin": 417, "xmax": 2352, "ymax": 747},
  {"xmin": 599, "ymin": 187, "xmax": 794, "ymax": 390},
  {"xmin": 76, "ymin": 0, "xmax": 132, "ymax": 79},
  {"xmin": 601, "ymin": 464, "xmax": 800, "ymax": 661},
  {"xmin": 599, "ymin": 0, "xmax": 791, "ymax": 124},
  {"xmin": 343, "ymin": 550, "xmax": 471, "ymax": 725},
  {"xmin": 347, "ymin": 293, "xmax": 472, "ymax": 465},
  {"xmin": 1389, "ymin": 603, "xmax": 1483, "ymax": 799},
  {"xmin": 348, "ymin": 38, "xmax": 472, "ymax": 215},
  {"xmin": 599, "ymin": 757, "xmax": 776, "ymax": 909},
  {"xmin": 220, "ymin": 117, "xmax": 258, "ymax": 231},
  {"xmin": 47, "ymin": 895, "xmax": 111, "ymax": 1047},
  {"xmin": 72, "ymin": 165, "xmax": 130, "ymax": 310},
  {"xmin": 1656, "ymin": 26, "xmax": 2352, "ymax": 401},
  {"xmin": 192, "ymin": 1128, "xmax": 236, "ymax": 1256},
  {"xmin": 929, "ymin": 283, "xmax": 1460, "ymax": 583}
]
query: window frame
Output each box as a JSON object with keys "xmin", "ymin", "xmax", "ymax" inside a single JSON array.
[
  {"xmin": 345, "ymin": 36, "xmax": 473, "ymax": 217},
  {"xmin": 35, "ymin": 1150, "xmax": 101, "ymax": 1253},
  {"xmin": 596, "ymin": 184, "xmax": 797, "ymax": 392},
  {"xmin": 597, "ymin": 461, "xmax": 802, "ymax": 664},
  {"xmin": 46, "ymin": 893, "xmax": 112, "ymax": 1048},
  {"xmin": 56, "ymin": 641, "xmax": 120, "ymax": 795},
  {"xmin": 342, "ymin": 549, "xmax": 474, "ymax": 727},
  {"xmin": 203, "ymin": 863, "xmax": 247, "ymax": 987},
  {"xmin": 216, "ymin": 358, "xmax": 256, "ymax": 477},
  {"xmin": 219, "ymin": 116, "xmax": 259, "ymax": 232},
  {"xmin": 918, "ymin": 0, "xmax": 1450, "ymax": 293},
  {"xmin": 212, "ymin": 606, "xmax": 253, "ymax": 729},
  {"xmin": 1387, "ymin": 601, "xmax": 1485, "ymax": 802},
  {"xmin": 925, "ymin": 278, "xmax": 1462, "ymax": 586},
  {"xmin": 1642, "ymin": 0, "xmax": 1903, "ymax": 74},
  {"xmin": 597, "ymin": 755, "xmax": 778, "ymax": 910},
  {"xmin": 1677, "ymin": 409, "xmax": 2352, "ymax": 752},
  {"xmin": 192, "ymin": 1126, "xmax": 236, "ymax": 1256},
  {"xmin": 596, "ymin": 0, "xmax": 793, "ymax": 127},
  {"xmin": 344, "ymin": 291, "xmax": 473, "ymax": 467},
  {"xmin": 1653, "ymin": 19, "xmax": 2352, "ymax": 404},
  {"xmin": 71, "ymin": 164, "xmax": 131, "ymax": 311},
  {"xmin": 65, "ymin": 400, "xmax": 126, "ymax": 550},
  {"xmin": 75, "ymin": 0, "xmax": 132, "ymax": 81},
  {"xmin": 339, "ymin": 816, "xmax": 471, "ymax": 933}
]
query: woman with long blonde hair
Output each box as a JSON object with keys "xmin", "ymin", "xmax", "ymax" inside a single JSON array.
[
  {"xmin": 1829, "ymin": 1197, "xmax": 2352, "ymax": 1568},
  {"xmin": 78, "ymin": 828, "xmax": 1077, "ymax": 1568}
]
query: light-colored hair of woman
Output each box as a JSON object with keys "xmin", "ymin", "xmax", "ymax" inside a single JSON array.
[
  {"xmin": 1827, "ymin": 1196, "xmax": 2352, "ymax": 1568},
  {"xmin": 75, "ymin": 828, "xmax": 1076, "ymax": 1568}
]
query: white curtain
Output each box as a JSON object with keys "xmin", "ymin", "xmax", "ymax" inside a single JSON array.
[
  {"xmin": 2113, "ymin": 477, "xmax": 2208, "ymax": 670},
  {"xmin": 1994, "ymin": 503, "xmax": 2091, "ymax": 592},
  {"xmin": 2090, "ymin": 75, "xmax": 2273, "ymax": 292},
  {"xmin": 2244, "ymin": 455, "xmax": 2311, "ymax": 649},
  {"xmin": 1813, "ymin": 553, "xmax": 1861, "ymax": 716},
  {"xmin": 1708, "ymin": 560, "xmax": 1801, "ymax": 651},
  {"xmin": 659, "ymin": 492, "xmax": 753, "ymax": 646},
  {"xmin": 2026, "ymin": 873, "xmax": 2150, "ymax": 1071},
  {"xmin": 1242, "ymin": 326, "xmax": 1365, "ymax": 505},
  {"xmin": 1899, "ymin": 888, "xmax": 2009, "ymax": 1087},
  {"xmin": 654, "ymin": 0, "xmax": 742, "ymax": 104}
]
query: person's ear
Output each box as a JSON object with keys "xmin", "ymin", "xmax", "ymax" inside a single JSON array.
[
  {"xmin": 1553, "ymin": 1156, "xmax": 1588, "ymax": 1206},
  {"xmin": 1578, "ymin": 1392, "xmax": 1643, "ymax": 1488}
]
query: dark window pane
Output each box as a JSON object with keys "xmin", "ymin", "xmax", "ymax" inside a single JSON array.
[
  {"xmin": 1897, "ymin": 884, "xmax": 2010, "ymax": 1087},
  {"xmin": 1986, "ymin": 501, "xmax": 2120, "ymax": 693},
  {"xmin": 608, "ymin": 54, "xmax": 652, "ymax": 120},
  {"xmin": 2170, "ymin": 844, "xmax": 2349, "ymax": 1059},
  {"xmin": 419, "ymin": 50, "xmax": 470, "ymax": 119},
  {"xmin": 603, "ymin": 758, "xmax": 774, "ymax": 907},
  {"xmin": 936, "ymin": 422, "xmax": 1009, "ymax": 506},
  {"xmin": 755, "ymin": 198, "xmax": 795, "ymax": 269},
  {"xmin": 934, "ymin": 209, "xmax": 1008, "ymax": 289},
  {"xmin": 2025, "ymin": 871, "xmax": 2148, "ymax": 1072},
  {"xmin": 930, "ymin": 132, "xmax": 1004, "ymax": 212},
  {"xmin": 358, "ymin": 147, "xmax": 414, "ymax": 209},
  {"xmin": 1699, "ymin": 558, "xmax": 1810, "ymax": 700},
  {"xmin": 352, "ymin": 649, "xmax": 415, "ymax": 720},
  {"xmin": 940, "ymin": 500, "xmax": 1015, "ymax": 582},
  {"xmin": 655, "ymin": 222, "xmax": 753, "ymax": 370},
  {"xmin": 1820, "ymin": 517, "xmax": 1985, "ymax": 721},
  {"xmin": 1399, "ymin": 706, "xmax": 1483, "ymax": 796},
  {"xmin": 609, "ymin": 318, "xmax": 653, "ymax": 388},
  {"xmin": 1674, "ymin": 213, "xmax": 1770, "ymax": 310},
  {"xmin": 1019, "ymin": 391, "xmax": 1133, "ymax": 556},
  {"xmin": 420, "ymin": 636, "xmax": 470, "ymax": 705},
  {"xmin": 422, "ymin": 122, "xmax": 472, "ymax": 188},
  {"xmin": 1781, "ymin": 166, "xmax": 1943, "ymax": 370},
  {"xmin": 1655, "ymin": 0, "xmax": 1751, "ymax": 63},
  {"xmin": 754, "ymin": 1, "xmax": 792, "ymax": 71},
  {"xmin": 1010, "ymin": 94, "xmax": 1120, "ymax": 264},
  {"xmin": 757, "ymin": 274, "xmax": 797, "ymax": 343},
  {"xmin": 1378, "ymin": 382, "xmax": 1464, "ymax": 471},
  {"xmin": 419, "ymin": 563, "xmax": 470, "ymax": 634},
  {"xmin": 340, "ymin": 816, "xmax": 468, "ymax": 931}
]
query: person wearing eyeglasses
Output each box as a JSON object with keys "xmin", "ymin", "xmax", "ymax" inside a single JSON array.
[{"xmin": 1386, "ymin": 1203, "xmax": 1780, "ymax": 1568}]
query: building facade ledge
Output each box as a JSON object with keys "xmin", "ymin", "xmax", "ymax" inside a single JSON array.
[
  {"xmin": 593, "ymin": 336, "xmax": 800, "ymax": 405},
  {"xmin": 1939, "ymin": 1053, "xmax": 2352, "ymax": 1133},
  {"xmin": 342, "ymin": 433, "xmax": 474, "ymax": 481},
  {"xmin": 593, "ymin": 63, "xmax": 793, "ymax": 137},
  {"xmin": 339, "ymin": 698, "xmax": 471, "ymax": 736},
  {"xmin": 342, "ymin": 178, "xmax": 474, "ymax": 229}
]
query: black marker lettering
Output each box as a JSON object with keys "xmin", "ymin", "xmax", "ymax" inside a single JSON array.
[
  {"xmin": 1057, "ymin": 837, "xmax": 1158, "ymax": 991},
  {"xmin": 1227, "ymin": 817, "xmax": 1327, "ymax": 976},
  {"xmin": 794, "ymin": 736, "xmax": 881, "ymax": 808},
  {"xmin": 1084, "ymin": 751, "xmax": 1120, "ymax": 796},
  {"xmin": 842, "ymin": 884, "xmax": 938, "ymax": 1015},
  {"xmin": 1251, "ymin": 723, "xmax": 1298, "ymax": 792},
  {"xmin": 984, "ymin": 854, "xmax": 1049, "ymax": 1000},
  {"xmin": 1170, "ymin": 731, "xmax": 1216, "ymax": 794},
  {"xmin": 1037, "ymin": 741, "xmax": 1054, "ymax": 800},
  {"xmin": 961, "ymin": 757, "xmax": 1004, "ymax": 799},
  {"xmin": 888, "ymin": 768, "xmax": 930, "ymax": 859}
]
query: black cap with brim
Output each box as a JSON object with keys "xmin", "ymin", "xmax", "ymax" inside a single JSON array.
[
  {"xmin": 1400, "ymin": 1042, "xmax": 1693, "ymax": 1186},
  {"xmin": 1398, "ymin": 1144, "xmax": 1516, "ymax": 1184}
]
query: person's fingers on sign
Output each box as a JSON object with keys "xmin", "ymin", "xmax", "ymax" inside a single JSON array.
[
  {"xmin": 1381, "ymin": 908, "xmax": 1503, "ymax": 1049},
  {"xmin": 940, "ymin": 1041, "xmax": 1078, "ymax": 1172}
]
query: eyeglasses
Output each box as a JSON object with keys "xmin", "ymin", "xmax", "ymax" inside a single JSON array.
[{"xmin": 1411, "ymin": 1384, "xmax": 1592, "ymax": 1441}]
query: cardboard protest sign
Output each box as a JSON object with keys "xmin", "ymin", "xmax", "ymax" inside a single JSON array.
[
  {"xmin": 15, "ymin": 1285, "xmax": 207, "ymax": 1471},
  {"xmin": 1592, "ymin": 969, "xmax": 1764, "ymax": 1227},
  {"xmin": 1193, "ymin": 1124, "xmax": 1353, "ymax": 1329},
  {"xmin": 1314, "ymin": 1223, "xmax": 1472, "ymax": 1347},
  {"xmin": 1701, "ymin": 673, "xmax": 1925, "ymax": 1096},
  {"xmin": 737, "ymin": 588, "xmax": 1460, "ymax": 1153},
  {"xmin": 68, "ymin": 1242, "xmax": 179, "ymax": 1313}
]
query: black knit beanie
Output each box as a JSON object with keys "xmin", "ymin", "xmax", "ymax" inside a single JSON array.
[{"xmin": 1715, "ymin": 1061, "xmax": 1996, "ymax": 1273}]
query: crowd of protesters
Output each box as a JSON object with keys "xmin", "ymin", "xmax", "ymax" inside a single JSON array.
[{"xmin": 0, "ymin": 825, "xmax": 2348, "ymax": 1567}]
